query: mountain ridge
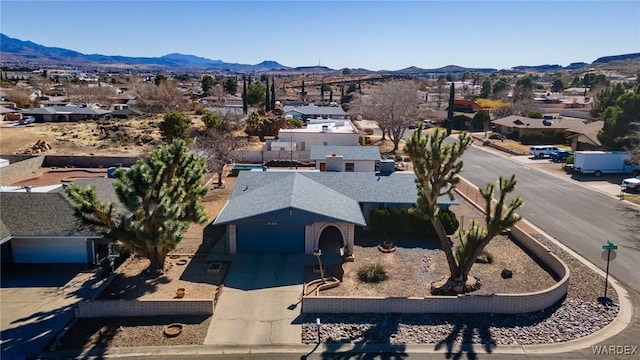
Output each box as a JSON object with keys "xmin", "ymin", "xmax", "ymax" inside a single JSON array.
[{"xmin": 1, "ymin": 33, "xmax": 639, "ymax": 74}]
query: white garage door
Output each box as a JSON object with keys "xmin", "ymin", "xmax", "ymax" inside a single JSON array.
[{"xmin": 12, "ymin": 238, "xmax": 90, "ymax": 263}]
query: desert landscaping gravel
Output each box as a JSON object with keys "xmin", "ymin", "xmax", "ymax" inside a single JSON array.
[{"xmin": 301, "ymin": 196, "xmax": 621, "ymax": 345}]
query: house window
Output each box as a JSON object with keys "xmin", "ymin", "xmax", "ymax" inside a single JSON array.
[
  {"xmin": 323, "ymin": 142, "xmax": 328, "ymax": 146},
  {"xmin": 345, "ymin": 162, "xmax": 355, "ymax": 172},
  {"xmin": 300, "ymin": 142, "xmax": 306, "ymax": 151}
]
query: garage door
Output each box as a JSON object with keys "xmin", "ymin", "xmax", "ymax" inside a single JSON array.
[
  {"xmin": 12, "ymin": 238, "xmax": 90, "ymax": 263},
  {"xmin": 236, "ymin": 225, "xmax": 304, "ymax": 253}
]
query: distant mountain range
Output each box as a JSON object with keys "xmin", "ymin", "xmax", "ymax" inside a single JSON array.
[{"xmin": 1, "ymin": 33, "xmax": 639, "ymax": 74}]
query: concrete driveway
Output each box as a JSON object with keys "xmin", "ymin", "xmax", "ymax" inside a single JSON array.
[
  {"xmin": 204, "ymin": 253, "xmax": 305, "ymax": 345},
  {"xmin": 0, "ymin": 264, "xmax": 106, "ymax": 358}
]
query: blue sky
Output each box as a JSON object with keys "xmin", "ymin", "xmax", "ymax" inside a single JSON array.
[{"xmin": 1, "ymin": 1, "xmax": 639, "ymax": 70}]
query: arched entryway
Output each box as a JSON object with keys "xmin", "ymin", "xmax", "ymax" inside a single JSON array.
[{"xmin": 317, "ymin": 225, "xmax": 344, "ymax": 257}]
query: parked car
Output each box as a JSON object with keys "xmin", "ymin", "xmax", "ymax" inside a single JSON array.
[
  {"xmin": 550, "ymin": 149, "xmax": 572, "ymax": 162},
  {"xmin": 19, "ymin": 116, "xmax": 35, "ymax": 125},
  {"xmin": 529, "ymin": 145, "xmax": 559, "ymax": 159},
  {"xmin": 621, "ymin": 175, "xmax": 640, "ymax": 192}
]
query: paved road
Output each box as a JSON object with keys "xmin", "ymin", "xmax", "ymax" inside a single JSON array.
[
  {"xmin": 461, "ymin": 144, "xmax": 640, "ymax": 358},
  {"xmin": 461, "ymin": 145, "xmax": 640, "ymax": 292}
]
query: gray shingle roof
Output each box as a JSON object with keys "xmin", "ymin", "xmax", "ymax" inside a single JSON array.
[
  {"xmin": 1, "ymin": 178, "xmax": 124, "ymax": 238},
  {"xmin": 22, "ymin": 106, "xmax": 111, "ymax": 116},
  {"xmin": 309, "ymin": 145, "xmax": 381, "ymax": 161},
  {"xmin": 214, "ymin": 171, "xmax": 458, "ymax": 226},
  {"xmin": 214, "ymin": 173, "xmax": 365, "ymax": 226},
  {"xmin": 0, "ymin": 192, "xmax": 96, "ymax": 236}
]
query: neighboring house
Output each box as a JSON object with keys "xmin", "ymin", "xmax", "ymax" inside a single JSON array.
[
  {"xmin": 0, "ymin": 178, "xmax": 121, "ymax": 264},
  {"xmin": 111, "ymin": 107, "xmax": 143, "ymax": 119},
  {"xmin": 0, "ymin": 104, "xmax": 23, "ymax": 121},
  {"xmin": 491, "ymin": 115, "xmax": 587, "ymax": 138},
  {"xmin": 21, "ymin": 106, "xmax": 112, "ymax": 122},
  {"xmin": 448, "ymin": 99, "xmax": 482, "ymax": 113},
  {"xmin": 224, "ymin": 96, "xmax": 243, "ymax": 108},
  {"xmin": 277, "ymin": 119, "xmax": 360, "ymax": 152},
  {"xmin": 568, "ymin": 120, "xmax": 604, "ymax": 151},
  {"xmin": 283, "ymin": 105, "xmax": 347, "ymax": 122},
  {"xmin": 310, "ymin": 145, "xmax": 381, "ymax": 172},
  {"xmin": 212, "ymin": 171, "xmax": 457, "ymax": 256}
]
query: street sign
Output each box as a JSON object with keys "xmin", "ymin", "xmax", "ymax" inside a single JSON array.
[
  {"xmin": 601, "ymin": 240, "xmax": 618, "ymax": 302},
  {"xmin": 601, "ymin": 249, "xmax": 617, "ymax": 261}
]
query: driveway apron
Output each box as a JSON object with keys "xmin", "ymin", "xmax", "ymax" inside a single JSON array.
[{"xmin": 205, "ymin": 253, "xmax": 305, "ymax": 345}]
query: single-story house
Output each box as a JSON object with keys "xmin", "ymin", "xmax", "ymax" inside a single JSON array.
[
  {"xmin": 111, "ymin": 107, "xmax": 143, "ymax": 119},
  {"xmin": 568, "ymin": 120, "xmax": 604, "ymax": 151},
  {"xmin": 0, "ymin": 178, "xmax": 121, "ymax": 264},
  {"xmin": 22, "ymin": 106, "xmax": 112, "ymax": 123},
  {"xmin": 491, "ymin": 115, "xmax": 587, "ymax": 138},
  {"xmin": 310, "ymin": 145, "xmax": 381, "ymax": 172},
  {"xmin": 448, "ymin": 99, "xmax": 482, "ymax": 113},
  {"xmin": 212, "ymin": 171, "xmax": 457, "ymax": 256},
  {"xmin": 283, "ymin": 105, "xmax": 347, "ymax": 122}
]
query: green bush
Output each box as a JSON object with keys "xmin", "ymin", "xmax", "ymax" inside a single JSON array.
[
  {"xmin": 439, "ymin": 210, "xmax": 459, "ymax": 235},
  {"xmin": 506, "ymin": 130, "xmax": 519, "ymax": 141},
  {"xmin": 566, "ymin": 154, "xmax": 574, "ymax": 164},
  {"xmin": 520, "ymin": 129, "xmax": 570, "ymax": 145},
  {"xmin": 357, "ymin": 263, "xmax": 388, "ymax": 283},
  {"xmin": 488, "ymin": 132, "xmax": 504, "ymax": 140},
  {"xmin": 369, "ymin": 207, "xmax": 436, "ymax": 235}
]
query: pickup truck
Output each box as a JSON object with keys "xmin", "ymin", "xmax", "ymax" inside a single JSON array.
[{"xmin": 621, "ymin": 175, "xmax": 640, "ymax": 192}]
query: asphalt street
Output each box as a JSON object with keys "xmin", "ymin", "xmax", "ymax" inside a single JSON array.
[{"xmin": 460, "ymin": 145, "xmax": 640, "ymax": 293}]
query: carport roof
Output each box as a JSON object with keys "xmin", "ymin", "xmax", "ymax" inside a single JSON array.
[{"xmin": 214, "ymin": 173, "xmax": 366, "ymax": 226}]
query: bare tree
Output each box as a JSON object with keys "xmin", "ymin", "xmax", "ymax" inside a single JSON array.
[
  {"xmin": 132, "ymin": 81, "xmax": 188, "ymax": 114},
  {"xmin": 355, "ymin": 80, "xmax": 420, "ymax": 151},
  {"xmin": 192, "ymin": 112, "xmax": 246, "ymax": 187},
  {"xmin": 66, "ymin": 84, "xmax": 116, "ymax": 107}
]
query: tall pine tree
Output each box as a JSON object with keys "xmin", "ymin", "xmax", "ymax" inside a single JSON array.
[
  {"xmin": 270, "ymin": 76, "xmax": 276, "ymax": 111},
  {"xmin": 265, "ymin": 76, "xmax": 270, "ymax": 112},
  {"xmin": 242, "ymin": 76, "xmax": 248, "ymax": 114},
  {"xmin": 447, "ymin": 82, "xmax": 455, "ymax": 135}
]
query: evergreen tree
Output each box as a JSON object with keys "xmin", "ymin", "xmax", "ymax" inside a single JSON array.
[
  {"xmin": 301, "ymin": 79, "xmax": 305, "ymax": 100},
  {"xmin": 159, "ymin": 111, "xmax": 190, "ymax": 144},
  {"xmin": 265, "ymin": 77, "xmax": 270, "ymax": 112},
  {"xmin": 447, "ymin": 82, "xmax": 455, "ymax": 135},
  {"xmin": 270, "ymin": 77, "xmax": 276, "ymax": 111},
  {"xmin": 242, "ymin": 76, "xmax": 248, "ymax": 114},
  {"xmin": 64, "ymin": 140, "xmax": 208, "ymax": 273}
]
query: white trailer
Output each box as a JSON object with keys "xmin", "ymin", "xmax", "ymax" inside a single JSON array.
[{"xmin": 573, "ymin": 151, "xmax": 640, "ymax": 176}]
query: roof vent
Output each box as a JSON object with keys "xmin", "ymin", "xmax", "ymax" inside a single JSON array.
[
  {"xmin": 321, "ymin": 125, "xmax": 329, "ymax": 132},
  {"xmin": 24, "ymin": 185, "xmax": 32, "ymax": 192}
]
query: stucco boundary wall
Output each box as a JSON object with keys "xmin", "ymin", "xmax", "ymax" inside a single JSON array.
[
  {"xmin": 75, "ymin": 299, "xmax": 214, "ymax": 318},
  {"xmin": 42, "ymin": 155, "xmax": 141, "ymax": 168},
  {"xmin": 301, "ymin": 178, "xmax": 570, "ymax": 314},
  {"xmin": 0, "ymin": 155, "xmax": 45, "ymax": 184}
]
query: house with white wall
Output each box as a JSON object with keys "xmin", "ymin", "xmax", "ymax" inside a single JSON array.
[
  {"xmin": 310, "ymin": 145, "xmax": 380, "ymax": 172},
  {"xmin": 276, "ymin": 119, "xmax": 360, "ymax": 153}
]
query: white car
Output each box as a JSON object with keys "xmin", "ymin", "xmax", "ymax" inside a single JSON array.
[
  {"xmin": 621, "ymin": 175, "xmax": 640, "ymax": 191},
  {"xmin": 529, "ymin": 145, "xmax": 559, "ymax": 159}
]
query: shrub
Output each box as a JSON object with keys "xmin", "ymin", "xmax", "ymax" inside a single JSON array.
[
  {"xmin": 394, "ymin": 155, "xmax": 403, "ymax": 162},
  {"xmin": 475, "ymin": 250, "xmax": 494, "ymax": 264},
  {"xmin": 566, "ymin": 154, "xmax": 574, "ymax": 164},
  {"xmin": 357, "ymin": 263, "xmax": 388, "ymax": 283},
  {"xmin": 488, "ymin": 132, "xmax": 504, "ymax": 140},
  {"xmin": 439, "ymin": 210, "xmax": 459, "ymax": 235}
]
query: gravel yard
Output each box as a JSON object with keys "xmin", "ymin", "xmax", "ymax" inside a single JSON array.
[{"xmin": 300, "ymin": 196, "xmax": 620, "ymax": 345}]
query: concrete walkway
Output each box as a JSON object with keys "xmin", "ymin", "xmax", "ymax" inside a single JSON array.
[{"xmin": 204, "ymin": 253, "xmax": 305, "ymax": 345}]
